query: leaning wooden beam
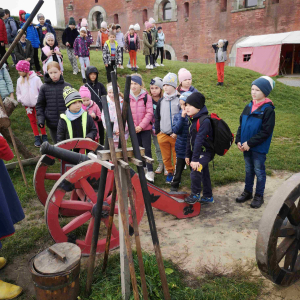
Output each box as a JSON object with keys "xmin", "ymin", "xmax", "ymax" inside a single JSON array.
[{"xmin": 5, "ymin": 156, "xmax": 40, "ymax": 170}]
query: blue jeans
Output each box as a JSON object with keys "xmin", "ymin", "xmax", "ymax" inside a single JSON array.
[{"xmin": 244, "ymin": 151, "xmax": 266, "ymax": 196}]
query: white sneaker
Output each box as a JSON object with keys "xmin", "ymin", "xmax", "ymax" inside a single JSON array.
[
  {"xmin": 150, "ymin": 65, "xmax": 154, "ymax": 69},
  {"xmin": 127, "ymin": 64, "xmax": 131, "ymax": 68},
  {"xmin": 136, "ymin": 65, "xmax": 139, "ymax": 69},
  {"xmin": 155, "ymin": 163, "xmax": 164, "ymax": 174},
  {"xmin": 120, "ymin": 65, "xmax": 124, "ymax": 69},
  {"xmin": 156, "ymin": 63, "xmax": 160, "ymax": 66},
  {"xmin": 184, "ymin": 164, "xmax": 187, "ymax": 170},
  {"xmin": 164, "ymin": 166, "xmax": 168, "ymax": 176},
  {"xmin": 146, "ymin": 64, "xmax": 150, "ymax": 69},
  {"xmin": 73, "ymin": 71, "xmax": 77, "ymax": 75},
  {"xmin": 144, "ymin": 167, "xmax": 148, "ymax": 175},
  {"xmin": 160, "ymin": 64, "xmax": 164, "ymax": 66},
  {"xmin": 145, "ymin": 171, "xmax": 155, "ymax": 183}
]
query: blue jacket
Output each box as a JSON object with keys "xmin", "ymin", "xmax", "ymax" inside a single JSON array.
[
  {"xmin": 21, "ymin": 23, "xmax": 40, "ymax": 48},
  {"xmin": 37, "ymin": 23, "xmax": 56, "ymax": 47},
  {"xmin": 186, "ymin": 106, "xmax": 213, "ymax": 161},
  {"xmin": 236, "ymin": 101, "xmax": 275, "ymax": 154},
  {"xmin": 178, "ymin": 86, "xmax": 198, "ymax": 95},
  {"xmin": 172, "ymin": 110, "xmax": 189, "ymax": 159}
]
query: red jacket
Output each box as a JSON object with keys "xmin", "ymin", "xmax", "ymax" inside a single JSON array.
[
  {"xmin": 0, "ymin": 134, "xmax": 14, "ymax": 161},
  {"xmin": 0, "ymin": 19, "xmax": 8, "ymax": 44}
]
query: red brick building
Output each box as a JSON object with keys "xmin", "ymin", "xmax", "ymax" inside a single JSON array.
[{"xmin": 57, "ymin": 0, "xmax": 300, "ymax": 65}]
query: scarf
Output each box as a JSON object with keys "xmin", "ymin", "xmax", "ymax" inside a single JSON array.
[{"xmin": 66, "ymin": 108, "xmax": 84, "ymax": 121}]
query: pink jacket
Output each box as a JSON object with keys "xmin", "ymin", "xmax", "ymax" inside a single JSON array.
[
  {"xmin": 42, "ymin": 45, "xmax": 64, "ymax": 74},
  {"xmin": 16, "ymin": 71, "xmax": 43, "ymax": 107},
  {"xmin": 82, "ymin": 100, "xmax": 101, "ymax": 140},
  {"xmin": 129, "ymin": 90, "xmax": 153, "ymax": 131}
]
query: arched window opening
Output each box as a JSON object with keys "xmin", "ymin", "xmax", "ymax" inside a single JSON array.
[
  {"xmin": 95, "ymin": 0, "xmax": 98, "ymax": 3},
  {"xmin": 92, "ymin": 11, "xmax": 103, "ymax": 30},
  {"xmin": 163, "ymin": 2, "xmax": 172, "ymax": 20},
  {"xmin": 143, "ymin": 9, "xmax": 148, "ymax": 24},
  {"xmin": 184, "ymin": 2, "xmax": 189, "ymax": 18},
  {"xmin": 165, "ymin": 50, "xmax": 172, "ymax": 60},
  {"xmin": 114, "ymin": 14, "xmax": 119, "ymax": 24},
  {"xmin": 183, "ymin": 55, "xmax": 188, "ymax": 62}
]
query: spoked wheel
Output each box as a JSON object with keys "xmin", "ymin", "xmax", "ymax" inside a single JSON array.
[
  {"xmin": 45, "ymin": 160, "xmax": 145, "ymax": 255},
  {"xmin": 34, "ymin": 138, "xmax": 101, "ymax": 208},
  {"xmin": 256, "ymin": 173, "xmax": 300, "ymax": 287}
]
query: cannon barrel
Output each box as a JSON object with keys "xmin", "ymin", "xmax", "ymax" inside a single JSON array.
[{"xmin": 40, "ymin": 142, "xmax": 90, "ymax": 165}]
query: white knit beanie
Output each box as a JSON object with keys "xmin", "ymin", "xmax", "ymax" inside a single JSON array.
[
  {"xmin": 101, "ymin": 21, "xmax": 107, "ymax": 29},
  {"xmin": 134, "ymin": 23, "xmax": 140, "ymax": 31}
]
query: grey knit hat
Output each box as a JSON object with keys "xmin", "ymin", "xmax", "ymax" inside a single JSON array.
[
  {"xmin": 150, "ymin": 77, "xmax": 163, "ymax": 90},
  {"xmin": 63, "ymin": 86, "xmax": 82, "ymax": 107},
  {"xmin": 69, "ymin": 17, "xmax": 76, "ymax": 25},
  {"xmin": 37, "ymin": 13, "xmax": 44, "ymax": 20},
  {"xmin": 163, "ymin": 73, "xmax": 177, "ymax": 89}
]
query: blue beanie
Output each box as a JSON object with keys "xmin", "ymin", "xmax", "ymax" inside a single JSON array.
[
  {"xmin": 25, "ymin": 13, "xmax": 31, "ymax": 21},
  {"xmin": 131, "ymin": 75, "xmax": 142, "ymax": 86},
  {"xmin": 252, "ymin": 76, "xmax": 275, "ymax": 97},
  {"xmin": 179, "ymin": 91, "xmax": 192, "ymax": 102}
]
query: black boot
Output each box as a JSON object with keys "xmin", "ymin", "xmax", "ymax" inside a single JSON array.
[
  {"xmin": 250, "ymin": 194, "xmax": 264, "ymax": 209},
  {"xmin": 216, "ymin": 82, "xmax": 221, "ymax": 86},
  {"xmin": 236, "ymin": 190, "xmax": 252, "ymax": 203},
  {"xmin": 220, "ymin": 82, "xmax": 224, "ymax": 86},
  {"xmin": 34, "ymin": 136, "xmax": 42, "ymax": 147}
]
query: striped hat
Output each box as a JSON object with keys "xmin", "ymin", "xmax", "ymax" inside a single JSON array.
[
  {"xmin": 252, "ymin": 76, "xmax": 275, "ymax": 97},
  {"xmin": 63, "ymin": 86, "xmax": 82, "ymax": 107}
]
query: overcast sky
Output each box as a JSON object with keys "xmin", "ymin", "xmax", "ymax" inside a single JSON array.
[{"xmin": 4, "ymin": 0, "xmax": 57, "ymax": 25}]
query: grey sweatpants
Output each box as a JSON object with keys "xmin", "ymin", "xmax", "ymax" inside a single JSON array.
[{"xmin": 67, "ymin": 47, "xmax": 79, "ymax": 73}]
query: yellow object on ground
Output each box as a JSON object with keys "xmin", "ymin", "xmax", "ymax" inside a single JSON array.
[
  {"xmin": 0, "ymin": 280, "xmax": 22, "ymax": 299},
  {"xmin": 0, "ymin": 257, "xmax": 7, "ymax": 270}
]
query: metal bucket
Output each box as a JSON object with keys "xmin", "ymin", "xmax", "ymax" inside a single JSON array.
[{"xmin": 29, "ymin": 243, "xmax": 81, "ymax": 300}]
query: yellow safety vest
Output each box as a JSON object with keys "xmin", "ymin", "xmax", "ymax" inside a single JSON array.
[
  {"xmin": 60, "ymin": 111, "xmax": 88, "ymax": 139},
  {"xmin": 106, "ymin": 40, "xmax": 118, "ymax": 54}
]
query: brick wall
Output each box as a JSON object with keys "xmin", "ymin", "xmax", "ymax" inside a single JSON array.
[{"xmin": 61, "ymin": 0, "xmax": 300, "ymax": 64}]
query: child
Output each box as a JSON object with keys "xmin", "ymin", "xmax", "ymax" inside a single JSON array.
[
  {"xmin": 130, "ymin": 74, "xmax": 154, "ymax": 182},
  {"xmin": 212, "ymin": 39, "xmax": 228, "ymax": 86},
  {"xmin": 149, "ymin": 77, "xmax": 164, "ymax": 174},
  {"xmin": 115, "ymin": 24, "xmax": 124, "ymax": 68},
  {"xmin": 0, "ymin": 62, "xmax": 14, "ymax": 101},
  {"xmin": 96, "ymin": 21, "xmax": 109, "ymax": 51},
  {"xmin": 14, "ymin": 30, "xmax": 34, "ymax": 69},
  {"xmin": 0, "ymin": 9, "xmax": 8, "ymax": 63},
  {"xmin": 126, "ymin": 24, "xmax": 141, "ymax": 69},
  {"xmin": 79, "ymin": 86, "xmax": 101, "ymax": 143},
  {"xmin": 102, "ymin": 30, "xmax": 122, "ymax": 83},
  {"xmin": 102, "ymin": 83, "xmax": 129, "ymax": 148},
  {"xmin": 155, "ymin": 73, "xmax": 180, "ymax": 183},
  {"xmin": 41, "ymin": 32, "xmax": 63, "ymax": 74},
  {"xmin": 19, "ymin": 10, "xmax": 26, "ymax": 26},
  {"xmin": 62, "ymin": 17, "xmax": 79, "ymax": 75},
  {"xmin": 85, "ymin": 65, "xmax": 107, "ymax": 145},
  {"xmin": 74, "ymin": 27, "xmax": 90, "ymax": 83},
  {"xmin": 36, "ymin": 61, "xmax": 71, "ymax": 144},
  {"xmin": 57, "ymin": 87, "xmax": 97, "ymax": 143},
  {"xmin": 143, "ymin": 22, "xmax": 155, "ymax": 69},
  {"xmin": 170, "ymin": 92, "xmax": 191, "ymax": 192},
  {"xmin": 177, "ymin": 68, "xmax": 198, "ymax": 94},
  {"xmin": 80, "ymin": 18, "xmax": 94, "ymax": 49},
  {"xmin": 36, "ymin": 13, "xmax": 57, "ymax": 48},
  {"xmin": 149, "ymin": 18, "xmax": 158, "ymax": 67},
  {"xmin": 0, "ymin": 133, "xmax": 24, "ymax": 300},
  {"xmin": 124, "ymin": 25, "xmax": 140, "ymax": 72},
  {"xmin": 235, "ymin": 76, "xmax": 275, "ymax": 209},
  {"xmin": 16, "ymin": 60, "xmax": 48, "ymax": 147},
  {"xmin": 156, "ymin": 26, "xmax": 165, "ymax": 66},
  {"xmin": 184, "ymin": 92, "xmax": 214, "ymax": 204}
]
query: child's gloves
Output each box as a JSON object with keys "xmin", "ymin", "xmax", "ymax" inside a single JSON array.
[{"xmin": 39, "ymin": 123, "xmax": 44, "ymax": 128}]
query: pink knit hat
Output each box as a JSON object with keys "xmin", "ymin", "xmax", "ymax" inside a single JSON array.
[
  {"xmin": 79, "ymin": 86, "xmax": 91, "ymax": 99},
  {"xmin": 178, "ymin": 68, "xmax": 192, "ymax": 83},
  {"xmin": 81, "ymin": 18, "xmax": 88, "ymax": 27},
  {"xmin": 145, "ymin": 21, "xmax": 152, "ymax": 30},
  {"xmin": 16, "ymin": 60, "xmax": 30, "ymax": 73}
]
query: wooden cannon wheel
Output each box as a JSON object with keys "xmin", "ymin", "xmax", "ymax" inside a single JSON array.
[
  {"xmin": 256, "ymin": 173, "xmax": 300, "ymax": 287},
  {"xmin": 34, "ymin": 138, "xmax": 101, "ymax": 209},
  {"xmin": 45, "ymin": 160, "xmax": 145, "ymax": 255}
]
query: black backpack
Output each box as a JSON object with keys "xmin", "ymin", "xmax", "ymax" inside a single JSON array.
[{"xmin": 197, "ymin": 113, "xmax": 234, "ymax": 156}]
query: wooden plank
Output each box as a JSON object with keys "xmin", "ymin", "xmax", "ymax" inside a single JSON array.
[
  {"xmin": 119, "ymin": 168, "xmax": 131, "ymax": 300},
  {"xmin": 128, "ymin": 157, "xmax": 143, "ymax": 167},
  {"xmin": 87, "ymin": 152, "xmax": 115, "ymax": 170},
  {"xmin": 141, "ymin": 155, "xmax": 154, "ymax": 164},
  {"xmin": 97, "ymin": 147, "xmax": 145, "ymax": 161},
  {"xmin": 118, "ymin": 159, "xmax": 130, "ymax": 169}
]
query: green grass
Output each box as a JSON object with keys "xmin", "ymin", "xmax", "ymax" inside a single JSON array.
[{"xmin": 79, "ymin": 251, "xmax": 263, "ymax": 300}]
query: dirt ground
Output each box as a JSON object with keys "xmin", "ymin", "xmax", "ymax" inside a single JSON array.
[{"xmin": 1, "ymin": 170, "xmax": 300, "ymax": 299}]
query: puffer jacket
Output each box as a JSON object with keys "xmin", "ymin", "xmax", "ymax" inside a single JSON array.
[
  {"xmin": 102, "ymin": 40, "xmax": 122, "ymax": 65},
  {"xmin": 142, "ymin": 30, "xmax": 155, "ymax": 56},
  {"xmin": 4, "ymin": 17, "xmax": 18, "ymax": 43},
  {"xmin": 36, "ymin": 74, "xmax": 71, "ymax": 129},
  {"xmin": 172, "ymin": 110, "xmax": 189, "ymax": 159},
  {"xmin": 0, "ymin": 19, "xmax": 8, "ymax": 44},
  {"xmin": 16, "ymin": 72, "xmax": 43, "ymax": 107},
  {"xmin": 156, "ymin": 32, "xmax": 165, "ymax": 48},
  {"xmin": 14, "ymin": 39, "xmax": 34, "ymax": 64},
  {"xmin": 0, "ymin": 64, "xmax": 14, "ymax": 99},
  {"xmin": 82, "ymin": 100, "xmax": 101, "ymax": 140},
  {"xmin": 74, "ymin": 36, "xmax": 89, "ymax": 57},
  {"xmin": 37, "ymin": 23, "xmax": 56, "ymax": 47},
  {"xmin": 129, "ymin": 90, "xmax": 153, "ymax": 131},
  {"xmin": 21, "ymin": 23, "xmax": 40, "ymax": 48}
]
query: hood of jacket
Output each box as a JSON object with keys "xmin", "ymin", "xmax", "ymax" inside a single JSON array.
[
  {"xmin": 19, "ymin": 10, "xmax": 26, "ymax": 22},
  {"xmin": 163, "ymin": 91, "xmax": 178, "ymax": 101},
  {"xmin": 29, "ymin": 71, "xmax": 37, "ymax": 80},
  {"xmin": 44, "ymin": 73, "xmax": 65, "ymax": 84},
  {"xmin": 86, "ymin": 66, "xmax": 99, "ymax": 84},
  {"xmin": 251, "ymin": 98, "xmax": 274, "ymax": 112},
  {"xmin": 130, "ymin": 89, "xmax": 146, "ymax": 101}
]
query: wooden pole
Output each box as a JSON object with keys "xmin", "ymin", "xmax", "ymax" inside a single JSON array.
[
  {"xmin": 0, "ymin": 96, "xmax": 27, "ymax": 186},
  {"xmin": 291, "ymin": 45, "xmax": 295, "ymax": 75},
  {"xmin": 101, "ymin": 94, "xmax": 140, "ymax": 300},
  {"xmin": 111, "ymin": 73, "xmax": 149, "ymax": 300}
]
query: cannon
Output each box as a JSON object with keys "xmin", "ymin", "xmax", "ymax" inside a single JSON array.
[
  {"xmin": 256, "ymin": 173, "xmax": 300, "ymax": 287},
  {"xmin": 37, "ymin": 140, "xmax": 201, "ymax": 255}
]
